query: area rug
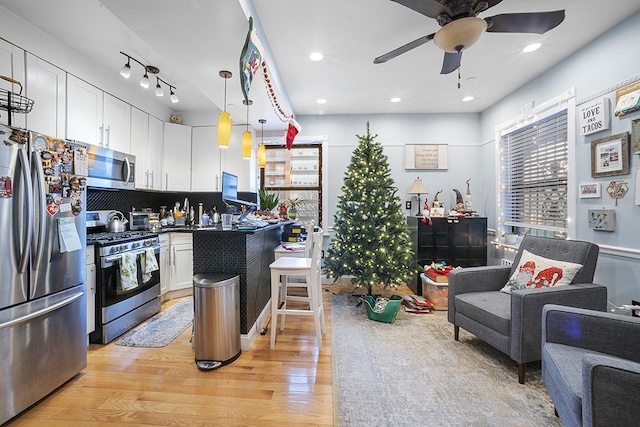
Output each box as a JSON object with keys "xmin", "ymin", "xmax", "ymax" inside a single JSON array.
[
  {"xmin": 115, "ymin": 297, "xmax": 193, "ymax": 348},
  {"xmin": 331, "ymin": 295, "xmax": 561, "ymax": 427}
]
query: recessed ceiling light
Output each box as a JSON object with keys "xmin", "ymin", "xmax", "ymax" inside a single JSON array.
[
  {"xmin": 462, "ymin": 96, "xmax": 474, "ymax": 102},
  {"xmin": 390, "ymin": 97, "xmax": 401, "ymax": 103},
  {"xmin": 316, "ymin": 98, "xmax": 327, "ymax": 104},
  {"xmin": 309, "ymin": 52, "xmax": 324, "ymax": 61},
  {"xmin": 523, "ymin": 43, "xmax": 541, "ymax": 53}
]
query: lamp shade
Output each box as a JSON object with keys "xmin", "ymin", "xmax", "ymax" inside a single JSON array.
[
  {"xmin": 408, "ymin": 178, "xmax": 428, "ymax": 195},
  {"xmin": 258, "ymin": 144, "xmax": 266, "ymax": 168},
  {"xmin": 242, "ymin": 130, "xmax": 253, "ymax": 159},
  {"xmin": 218, "ymin": 111, "xmax": 231, "ymax": 148},
  {"xmin": 434, "ymin": 17, "xmax": 487, "ymax": 53}
]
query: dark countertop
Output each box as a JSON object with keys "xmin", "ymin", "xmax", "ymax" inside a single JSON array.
[{"xmin": 156, "ymin": 220, "xmax": 293, "ymax": 234}]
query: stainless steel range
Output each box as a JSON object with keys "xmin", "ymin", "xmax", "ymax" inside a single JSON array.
[{"xmin": 87, "ymin": 230, "xmax": 161, "ymax": 344}]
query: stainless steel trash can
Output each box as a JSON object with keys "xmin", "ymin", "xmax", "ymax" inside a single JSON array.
[{"xmin": 193, "ymin": 274, "xmax": 241, "ymax": 370}]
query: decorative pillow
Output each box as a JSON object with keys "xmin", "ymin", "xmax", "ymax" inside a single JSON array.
[{"xmin": 500, "ymin": 249, "xmax": 583, "ymax": 294}]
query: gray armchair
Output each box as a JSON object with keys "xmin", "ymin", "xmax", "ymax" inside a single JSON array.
[
  {"xmin": 448, "ymin": 236, "xmax": 607, "ymax": 383},
  {"xmin": 542, "ymin": 304, "xmax": 640, "ymax": 427}
]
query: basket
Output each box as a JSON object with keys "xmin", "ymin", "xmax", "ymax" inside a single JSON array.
[
  {"xmin": 0, "ymin": 75, "xmax": 34, "ymax": 126},
  {"xmin": 360, "ymin": 295, "xmax": 403, "ymax": 323}
]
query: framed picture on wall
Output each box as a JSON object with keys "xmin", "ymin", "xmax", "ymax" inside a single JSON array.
[
  {"xmin": 591, "ymin": 132, "xmax": 630, "ymax": 178},
  {"xmin": 579, "ymin": 183, "xmax": 601, "ymax": 198},
  {"xmin": 632, "ymin": 118, "xmax": 640, "ymax": 154}
]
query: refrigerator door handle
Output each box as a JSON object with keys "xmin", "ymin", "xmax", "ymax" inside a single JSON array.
[
  {"xmin": 17, "ymin": 149, "xmax": 34, "ymax": 274},
  {"xmin": 0, "ymin": 292, "xmax": 83, "ymax": 330},
  {"xmin": 31, "ymin": 150, "xmax": 47, "ymax": 271}
]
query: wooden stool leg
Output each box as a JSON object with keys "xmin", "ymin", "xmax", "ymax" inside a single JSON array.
[
  {"xmin": 280, "ymin": 274, "xmax": 287, "ymax": 331},
  {"xmin": 310, "ymin": 273, "xmax": 323, "ymax": 352}
]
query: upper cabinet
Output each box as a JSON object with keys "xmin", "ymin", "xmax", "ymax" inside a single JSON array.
[
  {"xmin": 25, "ymin": 53, "xmax": 66, "ymax": 138},
  {"xmin": 67, "ymin": 75, "xmax": 131, "ymax": 153},
  {"xmin": 163, "ymin": 122, "xmax": 191, "ymax": 191},
  {"xmin": 191, "ymin": 126, "xmax": 221, "ymax": 192},
  {"xmin": 0, "ymin": 39, "xmax": 26, "ymax": 128},
  {"xmin": 131, "ymin": 108, "xmax": 164, "ymax": 191}
]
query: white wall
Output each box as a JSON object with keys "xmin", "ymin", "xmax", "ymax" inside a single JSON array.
[{"xmin": 479, "ymin": 11, "xmax": 640, "ymax": 306}]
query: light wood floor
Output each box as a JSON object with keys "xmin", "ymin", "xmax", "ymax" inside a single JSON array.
[{"xmin": 7, "ymin": 284, "xmax": 409, "ymax": 427}]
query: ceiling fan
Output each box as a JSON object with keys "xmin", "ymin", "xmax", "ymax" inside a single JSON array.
[{"xmin": 374, "ymin": 0, "xmax": 565, "ymax": 75}]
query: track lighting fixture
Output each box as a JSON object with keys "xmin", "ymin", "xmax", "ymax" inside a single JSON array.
[{"xmin": 119, "ymin": 52, "xmax": 178, "ymax": 103}]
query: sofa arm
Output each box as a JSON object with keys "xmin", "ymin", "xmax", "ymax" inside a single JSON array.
[
  {"xmin": 509, "ymin": 283, "xmax": 608, "ymax": 364},
  {"xmin": 542, "ymin": 304, "xmax": 640, "ymax": 362},
  {"xmin": 582, "ymin": 354, "xmax": 640, "ymax": 427}
]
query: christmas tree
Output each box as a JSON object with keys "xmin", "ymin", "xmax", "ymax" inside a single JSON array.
[{"xmin": 324, "ymin": 123, "xmax": 417, "ymax": 295}]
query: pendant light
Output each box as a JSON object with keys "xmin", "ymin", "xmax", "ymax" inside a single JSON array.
[
  {"xmin": 218, "ymin": 70, "xmax": 232, "ymax": 148},
  {"xmin": 258, "ymin": 119, "xmax": 267, "ymax": 168},
  {"xmin": 242, "ymin": 99, "xmax": 253, "ymax": 159}
]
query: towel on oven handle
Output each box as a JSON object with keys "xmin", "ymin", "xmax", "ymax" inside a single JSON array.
[
  {"xmin": 141, "ymin": 247, "xmax": 159, "ymax": 283},
  {"xmin": 120, "ymin": 252, "xmax": 139, "ymax": 291}
]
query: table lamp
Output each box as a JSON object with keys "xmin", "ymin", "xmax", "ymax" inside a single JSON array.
[{"xmin": 408, "ymin": 177, "xmax": 428, "ymax": 217}]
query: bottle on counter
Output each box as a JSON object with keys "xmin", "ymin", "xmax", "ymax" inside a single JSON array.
[
  {"xmin": 167, "ymin": 210, "xmax": 175, "ymax": 226},
  {"xmin": 212, "ymin": 206, "xmax": 220, "ymax": 224}
]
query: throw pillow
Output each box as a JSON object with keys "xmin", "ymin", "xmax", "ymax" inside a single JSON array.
[{"xmin": 500, "ymin": 249, "xmax": 583, "ymax": 294}]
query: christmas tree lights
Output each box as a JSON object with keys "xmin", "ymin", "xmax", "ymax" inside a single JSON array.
[{"xmin": 324, "ymin": 123, "xmax": 417, "ymax": 295}]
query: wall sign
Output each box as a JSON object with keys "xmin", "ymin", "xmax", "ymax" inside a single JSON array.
[
  {"xmin": 405, "ymin": 144, "xmax": 448, "ymax": 170},
  {"xmin": 579, "ymin": 98, "xmax": 610, "ymax": 136},
  {"xmin": 614, "ymin": 80, "xmax": 640, "ymax": 117}
]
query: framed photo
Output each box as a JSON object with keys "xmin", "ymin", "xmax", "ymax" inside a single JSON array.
[
  {"xmin": 591, "ymin": 132, "xmax": 630, "ymax": 178},
  {"xmin": 632, "ymin": 118, "xmax": 640, "ymax": 154},
  {"xmin": 579, "ymin": 183, "xmax": 601, "ymax": 198},
  {"xmin": 588, "ymin": 209, "xmax": 615, "ymax": 231}
]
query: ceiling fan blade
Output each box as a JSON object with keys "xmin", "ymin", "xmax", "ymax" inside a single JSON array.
[
  {"xmin": 485, "ymin": 10, "xmax": 566, "ymax": 34},
  {"xmin": 373, "ymin": 33, "xmax": 435, "ymax": 64},
  {"xmin": 391, "ymin": 0, "xmax": 451, "ymax": 19},
  {"xmin": 440, "ymin": 51, "xmax": 462, "ymax": 74}
]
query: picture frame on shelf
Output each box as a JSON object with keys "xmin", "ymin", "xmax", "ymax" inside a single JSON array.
[
  {"xmin": 579, "ymin": 182, "xmax": 601, "ymax": 198},
  {"xmin": 591, "ymin": 132, "xmax": 630, "ymax": 178},
  {"xmin": 632, "ymin": 118, "xmax": 640, "ymax": 154}
]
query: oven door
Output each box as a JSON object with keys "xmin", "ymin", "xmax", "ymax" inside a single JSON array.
[{"xmin": 98, "ymin": 247, "xmax": 160, "ymax": 309}]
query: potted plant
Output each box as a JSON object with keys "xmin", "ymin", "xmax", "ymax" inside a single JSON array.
[
  {"xmin": 503, "ymin": 232, "xmax": 518, "ymax": 245},
  {"xmin": 285, "ymin": 197, "xmax": 305, "ymax": 219},
  {"xmin": 258, "ymin": 189, "xmax": 280, "ymax": 212}
]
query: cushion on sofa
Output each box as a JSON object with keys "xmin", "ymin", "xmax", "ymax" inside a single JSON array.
[
  {"xmin": 455, "ymin": 291, "xmax": 511, "ymax": 336},
  {"xmin": 501, "ymin": 250, "xmax": 583, "ymax": 294}
]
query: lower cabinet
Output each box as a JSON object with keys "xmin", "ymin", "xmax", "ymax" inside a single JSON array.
[
  {"xmin": 159, "ymin": 234, "xmax": 170, "ymax": 296},
  {"xmin": 407, "ymin": 216, "xmax": 487, "ymax": 294},
  {"xmin": 168, "ymin": 233, "xmax": 193, "ymax": 293}
]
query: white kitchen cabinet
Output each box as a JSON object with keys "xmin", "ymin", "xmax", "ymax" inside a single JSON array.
[
  {"xmin": 67, "ymin": 75, "xmax": 131, "ymax": 152},
  {"xmin": 102, "ymin": 93, "xmax": 131, "ymax": 153},
  {"xmin": 191, "ymin": 126, "xmax": 221, "ymax": 191},
  {"xmin": 147, "ymin": 116, "xmax": 164, "ymax": 190},
  {"xmin": 221, "ymin": 127, "xmax": 256, "ymax": 192},
  {"xmin": 25, "ymin": 53, "xmax": 66, "ymax": 137},
  {"xmin": 163, "ymin": 122, "xmax": 192, "ymax": 191},
  {"xmin": 130, "ymin": 107, "xmax": 150, "ymax": 189},
  {"xmin": 169, "ymin": 233, "xmax": 193, "ymax": 291},
  {"xmin": 159, "ymin": 234, "xmax": 170, "ymax": 296},
  {"xmin": 0, "ymin": 39, "xmax": 26, "ymax": 128},
  {"xmin": 86, "ymin": 245, "xmax": 96, "ymax": 335}
]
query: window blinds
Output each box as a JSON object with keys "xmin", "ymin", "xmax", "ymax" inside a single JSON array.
[{"xmin": 500, "ymin": 109, "xmax": 568, "ymax": 232}]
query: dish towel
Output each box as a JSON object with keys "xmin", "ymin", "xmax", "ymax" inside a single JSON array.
[
  {"xmin": 141, "ymin": 247, "xmax": 159, "ymax": 283},
  {"xmin": 120, "ymin": 252, "xmax": 139, "ymax": 291}
]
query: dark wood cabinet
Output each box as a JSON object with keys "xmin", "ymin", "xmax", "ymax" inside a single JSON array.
[{"xmin": 407, "ymin": 216, "xmax": 487, "ymax": 294}]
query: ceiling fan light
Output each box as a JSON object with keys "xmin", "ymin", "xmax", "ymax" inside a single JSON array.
[
  {"xmin": 242, "ymin": 130, "xmax": 253, "ymax": 159},
  {"xmin": 434, "ymin": 17, "xmax": 487, "ymax": 53}
]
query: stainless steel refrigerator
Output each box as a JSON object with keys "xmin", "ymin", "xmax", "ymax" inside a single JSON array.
[{"xmin": 0, "ymin": 124, "xmax": 87, "ymax": 424}]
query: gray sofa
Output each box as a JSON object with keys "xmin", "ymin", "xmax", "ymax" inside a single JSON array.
[
  {"xmin": 542, "ymin": 304, "xmax": 640, "ymax": 427},
  {"xmin": 448, "ymin": 236, "xmax": 607, "ymax": 383}
]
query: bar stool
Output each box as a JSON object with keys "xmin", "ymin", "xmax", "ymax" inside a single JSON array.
[
  {"xmin": 274, "ymin": 233, "xmax": 313, "ymax": 302},
  {"xmin": 269, "ymin": 230, "xmax": 325, "ymax": 350}
]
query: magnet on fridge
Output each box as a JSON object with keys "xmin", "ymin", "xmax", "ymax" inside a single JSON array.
[{"xmin": 0, "ymin": 176, "xmax": 12, "ymax": 197}]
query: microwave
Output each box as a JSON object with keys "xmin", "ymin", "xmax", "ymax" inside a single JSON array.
[
  {"xmin": 129, "ymin": 212, "xmax": 157, "ymax": 230},
  {"xmin": 84, "ymin": 144, "xmax": 135, "ymax": 190}
]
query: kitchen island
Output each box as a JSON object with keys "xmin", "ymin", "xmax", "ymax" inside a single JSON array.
[{"xmin": 173, "ymin": 222, "xmax": 291, "ymax": 348}]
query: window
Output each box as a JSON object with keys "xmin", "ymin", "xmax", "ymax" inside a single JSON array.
[
  {"xmin": 261, "ymin": 141, "xmax": 323, "ymax": 226},
  {"xmin": 497, "ymin": 94, "xmax": 574, "ymax": 238}
]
